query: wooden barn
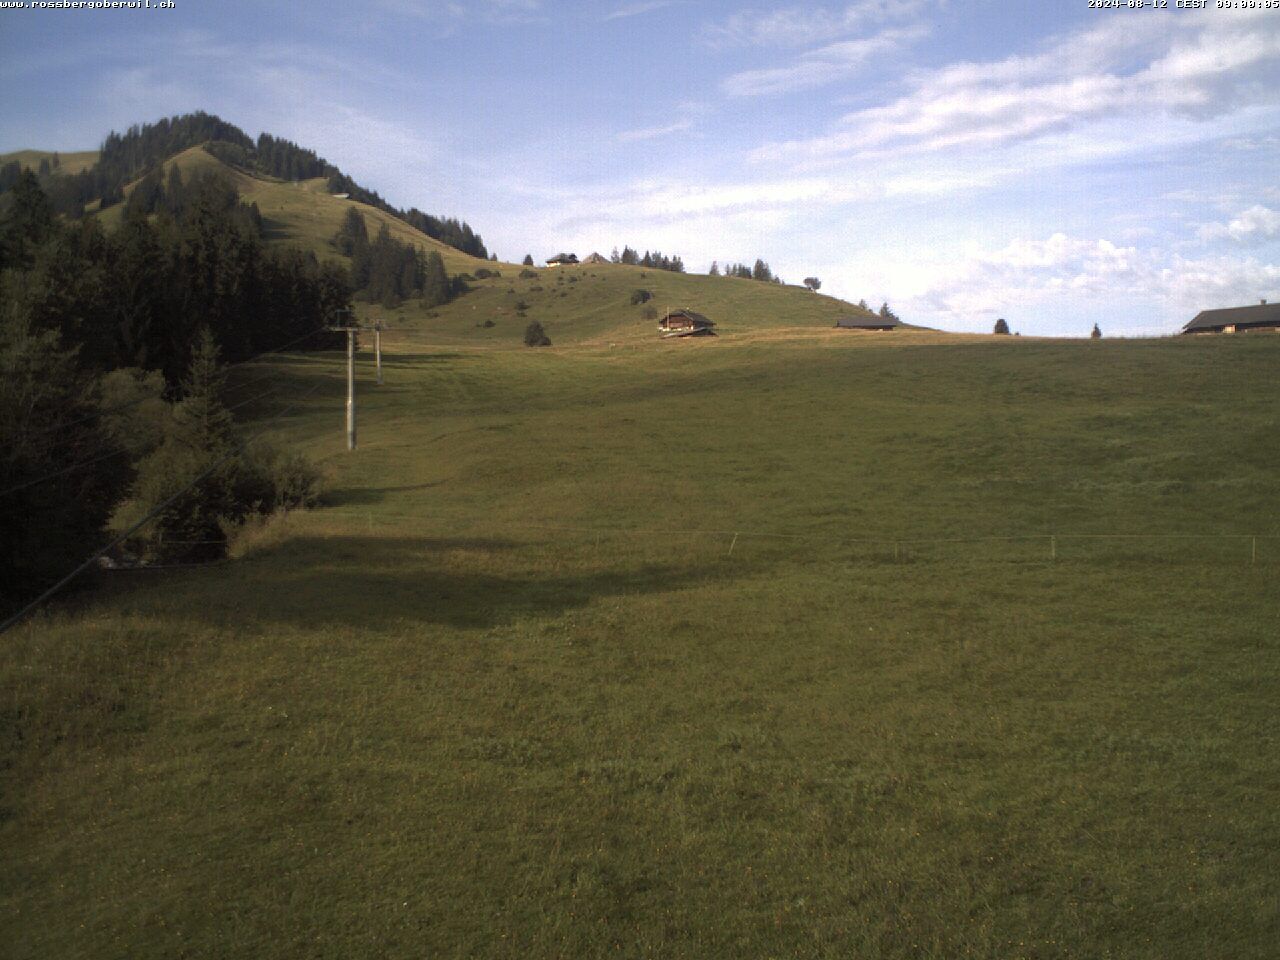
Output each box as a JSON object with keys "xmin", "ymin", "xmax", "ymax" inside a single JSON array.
[
  {"xmin": 546, "ymin": 253, "xmax": 579, "ymax": 267},
  {"xmin": 1182, "ymin": 300, "xmax": 1280, "ymax": 335},
  {"xmin": 659, "ymin": 309, "xmax": 716, "ymax": 338},
  {"xmin": 835, "ymin": 316, "xmax": 900, "ymax": 332},
  {"xmin": 582, "ymin": 252, "xmax": 609, "ymax": 265}
]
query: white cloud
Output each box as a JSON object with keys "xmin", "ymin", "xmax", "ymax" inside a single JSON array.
[
  {"xmin": 1198, "ymin": 205, "xmax": 1280, "ymax": 244},
  {"xmin": 752, "ymin": 9, "xmax": 1280, "ymax": 160},
  {"xmin": 602, "ymin": 1, "xmax": 675, "ymax": 22},
  {"xmin": 616, "ymin": 120, "xmax": 695, "ymax": 143},
  {"xmin": 883, "ymin": 231, "xmax": 1280, "ymax": 333},
  {"xmin": 703, "ymin": 0, "xmax": 931, "ymax": 49},
  {"xmin": 722, "ymin": 26, "xmax": 927, "ymax": 96}
]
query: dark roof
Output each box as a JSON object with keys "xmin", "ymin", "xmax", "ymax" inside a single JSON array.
[
  {"xmin": 1183, "ymin": 301, "xmax": 1280, "ymax": 332},
  {"xmin": 660, "ymin": 309, "xmax": 714, "ymax": 326},
  {"xmin": 835, "ymin": 316, "xmax": 899, "ymax": 329},
  {"xmin": 546, "ymin": 253, "xmax": 579, "ymax": 264}
]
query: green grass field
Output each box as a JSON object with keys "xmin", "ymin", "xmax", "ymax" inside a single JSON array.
[{"xmin": 3, "ymin": 327, "xmax": 1278, "ymax": 958}]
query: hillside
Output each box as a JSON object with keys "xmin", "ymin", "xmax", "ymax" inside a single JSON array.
[
  {"xmin": 0, "ymin": 148, "xmax": 99, "ymax": 175},
  {"xmin": 92, "ymin": 144, "xmax": 496, "ymax": 276},
  {"xmin": 361, "ymin": 258, "xmax": 889, "ymax": 345},
  {"xmin": 3, "ymin": 332, "xmax": 1277, "ymax": 958},
  {"xmin": 84, "ymin": 144, "xmax": 884, "ymax": 338}
]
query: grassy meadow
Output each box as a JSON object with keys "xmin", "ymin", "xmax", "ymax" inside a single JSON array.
[{"xmin": 3, "ymin": 321, "xmax": 1279, "ymax": 957}]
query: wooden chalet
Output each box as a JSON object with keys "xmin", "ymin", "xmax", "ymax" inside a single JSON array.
[
  {"xmin": 1182, "ymin": 300, "xmax": 1280, "ymax": 335},
  {"xmin": 835, "ymin": 316, "xmax": 900, "ymax": 332},
  {"xmin": 546, "ymin": 253, "xmax": 579, "ymax": 267},
  {"xmin": 659, "ymin": 309, "xmax": 716, "ymax": 338}
]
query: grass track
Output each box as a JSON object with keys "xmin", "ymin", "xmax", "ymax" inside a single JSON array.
[{"xmin": 3, "ymin": 332, "xmax": 1278, "ymax": 958}]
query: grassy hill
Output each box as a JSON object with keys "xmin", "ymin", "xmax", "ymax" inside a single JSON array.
[
  {"xmin": 364, "ymin": 259, "xmax": 889, "ymax": 345},
  {"xmin": 0, "ymin": 148, "xmax": 99, "ymax": 175},
  {"xmin": 91, "ymin": 144, "xmax": 494, "ymax": 276},
  {"xmin": 12, "ymin": 141, "xmax": 886, "ymax": 338},
  {"xmin": 3, "ymin": 330, "xmax": 1278, "ymax": 958}
]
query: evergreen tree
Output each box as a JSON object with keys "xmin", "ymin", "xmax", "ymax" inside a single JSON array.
[
  {"xmin": 994, "ymin": 318, "xmax": 1010, "ymax": 335},
  {"xmin": 804, "ymin": 277, "xmax": 821, "ymax": 292},
  {"xmin": 0, "ymin": 170, "xmax": 55, "ymax": 269},
  {"xmin": 1091, "ymin": 323, "xmax": 1102, "ymax": 339},
  {"xmin": 709, "ymin": 261, "xmax": 720, "ymax": 276},
  {"xmin": 421, "ymin": 250, "xmax": 450, "ymax": 308},
  {"xmin": 522, "ymin": 253, "xmax": 534, "ymax": 266}
]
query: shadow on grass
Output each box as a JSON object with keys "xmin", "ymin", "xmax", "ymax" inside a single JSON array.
[
  {"xmin": 223, "ymin": 534, "xmax": 746, "ymax": 632},
  {"xmin": 323, "ymin": 482, "xmax": 448, "ymax": 507}
]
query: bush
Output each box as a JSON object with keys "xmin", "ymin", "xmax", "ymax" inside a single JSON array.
[
  {"xmin": 483, "ymin": 319, "xmax": 495, "ymax": 328},
  {"xmin": 524, "ymin": 321, "xmax": 551, "ymax": 347},
  {"xmin": 473, "ymin": 267, "xmax": 501, "ymax": 280},
  {"xmin": 630, "ymin": 289, "xmax": 652, "ymax": 306},
  {"xmin": 515, "ymin": 299, "xmax": 529, "ymax": 313},
  {"xmin": 455, "ymin": 272, "xmax": 475, "ymax": 283},
  {"xmin": 519, "ymin": 269, "xmax": 538, "ymax": 280}
]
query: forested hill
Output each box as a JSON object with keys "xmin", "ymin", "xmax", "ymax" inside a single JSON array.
[{"xmin": 0, "ymin": 111, "xmax": 489, "ymax": 259}]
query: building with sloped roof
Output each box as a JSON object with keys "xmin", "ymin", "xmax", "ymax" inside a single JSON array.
[
  {"xmin": 658, "ymin": 309, "xmax": 716, "ymax": 337},
  {"xmin": 1182, "ymin": 301, "xmax": 1280, "ymax": 334},
  {"xmin": 835, "ymin": 316, "xmax": 900, "ymax": 332}
]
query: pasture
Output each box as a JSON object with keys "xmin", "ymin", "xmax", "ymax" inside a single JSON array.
[{"xmin": 3, "ymin": 330, "xmax": 1278, "ymax": 958}]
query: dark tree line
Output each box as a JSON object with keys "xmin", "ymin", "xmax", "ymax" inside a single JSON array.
[
  {"xmin": 609, "ymin": 246, "xmax": 685, "ymax": 272},
  {"xmin": 333, "ymin": 208, "xmax": 459, "ymax": 309},
  {"xmin": 0, "ymin": 111, "xmax": 490, "ymax": 259},
  {"xmin": 1, "ymin": 170, "xmax": 345, "ymax": 612}
]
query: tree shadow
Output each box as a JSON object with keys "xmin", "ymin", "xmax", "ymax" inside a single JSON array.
[
  {"xmin": 207, "ymin": 534, "xmax": 746, "ymax": 632},
  {"xmin": 323, "ymin": 482, "xmax": 448, "ymax": 507}
]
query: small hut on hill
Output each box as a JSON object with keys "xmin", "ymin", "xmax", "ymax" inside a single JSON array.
[
  {"xmin": 835, "ymin": 316, "xmax": 900, "ymax": 332},
  {"xmin": 659, "ymin": 309, "xmax": 716, "ymax": 338},
  {"xmin": 583, "ymin": 252, "xmax": 609, "ymax": 265},
  {"xmin": 546, "ymin": 253, "xmax": 579, "ymax": 267},
  {"xmin": 1182, "ymin": 301, "xmax": 1280, "ymax": 334}
]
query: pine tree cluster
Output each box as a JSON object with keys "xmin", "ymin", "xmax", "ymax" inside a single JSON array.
[
  {"xmin": 608, "ymin": 246, "xmax": 686, "ymax": 272},
  {"xmin": 333, "ymin": 208, "xmax": 459, "ymax": 309}
]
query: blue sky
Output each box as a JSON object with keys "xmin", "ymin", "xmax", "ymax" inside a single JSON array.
[{"xmin": 2, "ymin": 0, "xmax": 1278, "ymax": 335}]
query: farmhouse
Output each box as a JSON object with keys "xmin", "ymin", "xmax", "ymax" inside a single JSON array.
[
  {"xmin": 835, "ymin": 316, "xmax": 900, "ymax": 332},
  {"xmin": 659, "ymin": 309, "xmax": 716, "ymax": 337},
  {"xmin": 582, "ymin": 252, "xmax": 609, "ymax": 265},
  {"xmin": 546, "ymin": 253, "xmax": 579, "ymax": 267},
  {"xmin": 1182, "ymin": 300, "xmax": 1280, "ymax": 335}
]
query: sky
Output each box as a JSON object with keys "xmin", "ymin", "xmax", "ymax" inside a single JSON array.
[{"xmin": 1, "ymin": 0, "xmax": 1278, "ymax": 336}]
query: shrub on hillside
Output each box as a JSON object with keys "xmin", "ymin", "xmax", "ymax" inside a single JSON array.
[
  {"xmin": 524, "ymin": 321, "xmax": 551, "ymax": 347},
  {"xmin": 519, "ymin": 268, "xmax": 538, "ymax": 279},
  {"xmin": 116, "ymin": 331, "xmax": 321, "ymax": 563},
  {"xmin": 630, "ymin": 289, "xmax": 652, "ymax": 306},
  {"xmin": 994, "ymin": 319, "xmax": 1010, "ymax": 335},
  {"xmin": 474, "ymin": 267, "xmax": 501, "ymax": 280}
]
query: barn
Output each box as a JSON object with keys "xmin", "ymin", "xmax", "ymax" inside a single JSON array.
[
  {"xmin": 659, "ymin": 309, "xmax": 716, "ymax": 337},
  {"xmin": 835, "ymin": 316, "xmax": 900, "ymax": 332},
  {"xmin": 582, "ymin": 252, "xmax": 609, "ymax": 265},
  {"xmin": 1182, "ymin": 301, "xmax": 1280, "ymax": 335},
  {"xmin": 546, "ymin": 253, "xmax": 579, "ymax": 267}
]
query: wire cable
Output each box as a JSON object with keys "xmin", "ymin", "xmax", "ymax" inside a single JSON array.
[{"xmin": 0, "ymin": 378, "xmax": 327, "ymax": 636}]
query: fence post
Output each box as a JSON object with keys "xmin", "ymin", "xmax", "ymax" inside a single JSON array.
[
  {"xmin": 728, "ymin": 532, "xmax": 739, "ymax": 557},
  {"xmin": 1051, "ymin": 536, "xmax": 1057, "ymax": 561}
]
